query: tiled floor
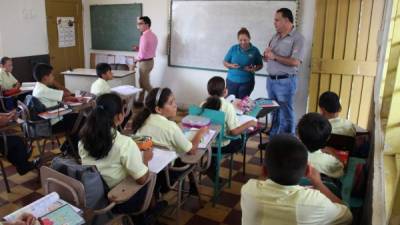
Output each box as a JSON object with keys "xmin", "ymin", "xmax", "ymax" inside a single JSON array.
[{"xmin": 0, "ymin": 110, "xmax": 267, "ymax": 225}]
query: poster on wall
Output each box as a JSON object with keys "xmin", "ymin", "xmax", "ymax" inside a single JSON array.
[{"xmin": 57, "ymin": 17, "xmax": 76, "ymax": 48}]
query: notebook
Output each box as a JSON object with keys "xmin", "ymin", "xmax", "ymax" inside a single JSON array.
[
  {"xmin": 39, "ymin": 204, "xmax": 84, "ymax": 225},
  {"xmin": 184, "ymin": 128, "xmax": 217, "ymax": 149},
  {"xmin": 4, "ymin": 192, "xmax": 81, "ymax": 222}
]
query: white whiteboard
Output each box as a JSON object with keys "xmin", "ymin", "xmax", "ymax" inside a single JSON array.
[{"xmin": 169, "ymin": 0, "xmax": 298, "ymax": 76}]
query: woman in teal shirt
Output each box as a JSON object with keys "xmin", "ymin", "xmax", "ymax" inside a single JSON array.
[{"xmin": 223, "ymin": 28, "xmax": 263, "ymax": 99}]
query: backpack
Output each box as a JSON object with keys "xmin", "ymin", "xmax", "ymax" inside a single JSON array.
[{"xmin": 51, "ymin": 156, "xmax": 112, "ymax": 224}]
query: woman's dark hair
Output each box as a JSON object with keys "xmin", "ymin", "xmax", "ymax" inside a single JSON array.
[
  {"xmin": 207, "ymin": 76, "xmax": 226, "ymax": 96},
  {"xmin": 202, "ymin": 96, "xmax": 221, "ymax": 111},
  {"xmin": 131, "ymin": 87, "xmax": 173, "ymax": 133},
  {"xmin": 237, "ymin": 27, "xmax": 250, "ymax": 39},
  {"xmin": 80, "ymin": 93, "xmax": 123, "ymax": 160},
  {"xmin": 0, "ymin": 57, "xmax": 11, "ymax": 65}
]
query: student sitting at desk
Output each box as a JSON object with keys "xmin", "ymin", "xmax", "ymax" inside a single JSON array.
[
  {"xmin": 319, "ymin": 91, "xmax": 356, "ymax": 137},
  {"xmin": 202, "ymin": 76, "xmax": 257, "ymax": 182},
  {"xmin": 0, "ymin": 112, "xmax": 40, "ymax": 175},
  {"xmin": 32, "ymin": 63, "xmax": 83, "ymax": 153},
  {"xmin": 79, "ymin": 93, "xmax": 153, "ymax": 217},
  {"xmin": 241, "ymin": 134, "xmax": 352, "ymax": 225},
  {"xmin": 90, "ymin": 63, "xmax": 112, "ymax": 96},
  {"xmin": 132, "ymin": 87, "xmax": 208, "ymax": 194},
  {"xmin": 297, "ymin": 112, "xmax": 344, "ymax": 178},
  {"xmin": 0, "ymin": 57, "xmax": 20, "ymax": 91}
]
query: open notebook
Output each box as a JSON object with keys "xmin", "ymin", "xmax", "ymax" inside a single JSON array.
[{"xmin": 4, "ymin": 192, "xmax": 82, "ymax": 222}]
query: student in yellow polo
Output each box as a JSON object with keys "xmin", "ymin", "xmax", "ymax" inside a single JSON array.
[
  {"xmin": 0, "ymin": 57, "xmax": 20, "ymax": 90},
  {"xmin": 131, "ymin": 87, "xmax": 208, "ymax": 194},
  {"xmin": 79, "ymin": 93, "xmax": 152, "ymax": 215},
  {"xmin": 297, "ymin": 113, "xmax": 344, "ymax": 178},
  {"xmin": 201, "ymin": 76, "xmax": 257, "ymax": 182},
  {"xmin": 32, "ymin": 63, "xmax": 82, "ymax": 153},
  {"xmin": 90, "ymin": 63, "xmax": 112, "ymax": 96},
  {"xmin": 319, "ymin": 91, "xmax": 356, "ymax": 137},
  {"xmin": 241, "ymin": 134, "xmax": 352, "ymax": 225}
]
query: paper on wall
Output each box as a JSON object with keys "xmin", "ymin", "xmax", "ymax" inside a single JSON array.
[{"xmin": 57, "ymin": 17, "xmax": 76, "ymax": 48}]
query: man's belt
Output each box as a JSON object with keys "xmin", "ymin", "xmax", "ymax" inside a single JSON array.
[
  {"xmin": 140, "ymin": 58, "xmax": 154, "ymax": 62},
  {"xmin": 268, "ymin": 74, "xmax": 294, "ymax": 80}
]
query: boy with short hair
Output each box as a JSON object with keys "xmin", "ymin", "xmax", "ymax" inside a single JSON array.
[
  {"xmin": 90, "ymin": 63, "xmax": 113, "ymax": 96},
  {"xmin": 241, "ymin": 134, "xmax": 352, "ymax": 225},
  {"xmin": 319, "ymin": 91, "xmax": 356, "ymax": 137},
  {"xmin": 32, "ymin": 63, "xmax": 82, "ymax": 152},
  {"xmin": 297, "ymin": 112, "xmax": 344, "ymax": 178}
]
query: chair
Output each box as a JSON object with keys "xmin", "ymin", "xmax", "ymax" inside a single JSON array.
[
  {"xmin": 340, "ymin": 157, "xmax": 366, "ymax": 208},
  {"xmin": 40, "ymin": 166, "xmax": 156, "ymax": 225},
  {"xmin": 327, "ymin": 134, "xmax": 356, "ymax": 152},
  {"xmin": 188, "ymin": 105, "xmax": 239, "ymax": 205},
  {"xmin": 16, "ymin": 100, "xmax": 75, "ymax": 160}
]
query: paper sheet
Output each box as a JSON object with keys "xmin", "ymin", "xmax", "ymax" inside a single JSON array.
[
  {"xmin": 115, "ymin": 55, "xmax": 127, "ymax": 64},
  {"xmin": 111, "ymin": 85, "xmax": 142, "ymax": 96},
  {"xmin": 95, "ymin": 54, "xmax": 108, "ymax": 64},
  {"xmin": 148, "ymin": 148, "xmax": 178, "ymax": 173},
  {"xmin": 184, "ymin": 129, "xmax": 216, "ymax": 149},
  {"xmin": 238, "ymin": 114, "xmax": 257, "ymax": 127}
]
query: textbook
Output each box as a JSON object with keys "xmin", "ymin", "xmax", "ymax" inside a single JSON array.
[
  {"xmin": 4, "ymin": 192, "xmax": 81, "ymax": 222},
  {"xmin": 39, "ymin": 204, "xmax": 84, "ymax": 225}
]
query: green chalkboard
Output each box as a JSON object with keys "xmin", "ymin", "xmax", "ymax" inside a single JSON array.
[{"xmin": 90, "ymin": 4, "xmax": 142, "ymax": 51}]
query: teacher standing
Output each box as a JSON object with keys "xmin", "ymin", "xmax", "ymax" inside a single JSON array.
[
  {"xmin": 223, "ymin": 28, "xmax": 263, "ymax": 99},
  {"xmin": 133, "ymin": 16, "xmax": 158, "ymax": 107},
  {"xmin": 264, "ymin": 8, "xmax": 304, "ymax": 137}
]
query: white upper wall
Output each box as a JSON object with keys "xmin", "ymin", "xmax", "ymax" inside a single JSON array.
[
  {"xmin": 0, "ymin": 0, "xmax": 315, "ymax": 119},
  {"xmin": 0, "ymin": 0, "xmax": 48, "ymax": 57},
  {"xmin": 83, "ymin": 0, "xmax": 315, "ymax": 118}
]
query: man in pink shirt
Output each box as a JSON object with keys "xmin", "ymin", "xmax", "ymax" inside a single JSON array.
[{"xmin": 133, "ymin": 16, "xmax": 158, "ymax": 107}]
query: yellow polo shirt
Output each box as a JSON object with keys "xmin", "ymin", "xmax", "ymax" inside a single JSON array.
[
  {"xmin": 241, "ymin": 179, "xmax": 352, "ymax": 225},
  {"xmin": 0, "ymin": 70, "xmax": 18, "ymax": 90},
  {"xmin": 90, "ymin": 78, "xmax": 111, "ymax": 96},
  {"xmin": 329, "ymin": 117, "xmax": 356, "ymax": 137},
  {"xmin": 218, "ymin": 97, "xmax": 240, "ymax": 146},
  {"xmin": 136, "ymin": 114, "xmax": 192, "ymax": 154},
  {"xmin": 32, "ymin": 82, "xmax": 64, "ymax": 125},
  {"xmin": 79, "ymin": 130, "xmax": 148, "ymax": 188},
  {"xmin": 309, "ymin": 150, "xmax": 344, "ymax": 178}
]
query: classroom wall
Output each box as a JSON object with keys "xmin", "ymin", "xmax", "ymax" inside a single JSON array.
[
  {"xmin": 82, "ymin": 0, "xmax": 316, "ymax": 119},
  {"xmin": 0, "ymin": 0, "xmax": 48, "ymax": 57}
]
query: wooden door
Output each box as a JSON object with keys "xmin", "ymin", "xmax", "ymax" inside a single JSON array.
[
  {"xmin": 308, "ymin": 0, "xmax": 385, "ymax": 129},
  {"xmin": 45, "ymin": 0, "xmax": 84, "ymax": 86}
]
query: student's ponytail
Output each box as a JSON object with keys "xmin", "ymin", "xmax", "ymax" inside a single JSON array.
[
  {"xmin": 131, "ymin": 87, "xmax": 173, "ymax": 133},
  {"xmin": 80, "ymin": 93, "xmax": 123, "ymax": 159},
  {"xmin": 202, "ymin": 95, "xmax": 221, "ymax": 111}
]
